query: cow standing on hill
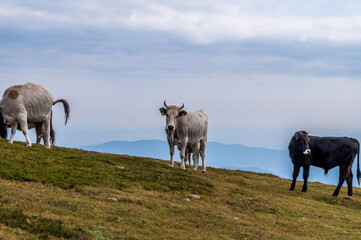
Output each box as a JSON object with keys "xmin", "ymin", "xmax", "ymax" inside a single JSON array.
[
  {"xmin": 0, "ymin": 83, "xmax": 70, "ymax": 148},
  {"xmin": 288, "ymin": 131, "xmax": 360, "ymax": 198},
  {"xmin": 159, "ymin": 101, "xmax": 208, "ymax": 172}
]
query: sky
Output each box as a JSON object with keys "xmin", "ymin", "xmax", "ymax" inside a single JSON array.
[{"xmin": 1, "ymin": 0, "xmax": 361, "ymax": 149}]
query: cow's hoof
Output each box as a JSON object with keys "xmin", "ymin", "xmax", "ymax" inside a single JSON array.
[
  {"xmin": 346, "ymin": 196, "xmax": 353, "ymax": 200},
  {"xmin": 301, "ymin": 189, "xmax": 307, "ymax": 192},
  {"xmin": 193, "ymin": 168, "xmax": 198, "ymax": 171},
  {"xmin": 8, "ymin": 141, "xmax": 13, "ymax": 144},
  {"xmin": 27, "ymin": 144, "xmax": 32, "ymax": 147},
  {"xmin": 202, "ymin": 169, "xmax": 206, "ymax": 173},
  {"xmin": 168, "ymin": 164, "xmax": 174, "ymax": 167}
]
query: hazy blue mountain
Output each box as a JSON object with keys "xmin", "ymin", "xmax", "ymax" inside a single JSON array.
[{"xmin": 80, "ymin": 140, "xmax": 358, "ymax": 187}]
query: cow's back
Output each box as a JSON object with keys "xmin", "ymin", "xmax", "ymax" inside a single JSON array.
[
  {"xmin": 178, "ymin": 110, "xmax": 208, "ymax": 144},
  {"xmin": 0, "ymin": 83, "xmax": 53, "ymax": 122},
  {"xmin": 309, "ymin": 136, "xmax": 359, "ymax": 169}
]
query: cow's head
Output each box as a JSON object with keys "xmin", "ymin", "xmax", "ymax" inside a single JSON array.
[
  {"xmin": 159, "ymin": 101, "xmax": 187, "ymax": 131},
  {"xmin": 293, "ymin": 131, "xmax": 312, "ymax": 155}
]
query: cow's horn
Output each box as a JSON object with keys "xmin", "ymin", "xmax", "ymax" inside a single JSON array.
[
  {"xmin": 180, "ymin": 103, "xmax": 184, "ymax": 110},
  {"xmin": 164, "ymin": 100, "xmax": 168, "ymax": 108}
]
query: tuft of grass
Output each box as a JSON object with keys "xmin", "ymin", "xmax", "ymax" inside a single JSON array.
[{"xmin": 0, "ymin": 208, "xmax": 79, "ymax": 239}]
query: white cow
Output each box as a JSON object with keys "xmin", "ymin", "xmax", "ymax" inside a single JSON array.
[
  {"xmin": 159, "ymin": 101, "xmax": 208, "ymax": 172},
  {"xmin": 0, "ymin": 83, "xmax": 70, "ymax": 148}
]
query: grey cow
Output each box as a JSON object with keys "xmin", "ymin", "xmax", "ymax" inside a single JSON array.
[
  {"xmin": 159, "ymin": 101, "xmax": 208, "ymax": 172},
  {"xmin": 0, "ymin": 83, "xmax": 70, "ymax": 148}
]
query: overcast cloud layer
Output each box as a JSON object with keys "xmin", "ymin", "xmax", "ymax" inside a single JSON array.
[
  {"xmin": 1, "ymin": 0, "xmax": 361, "ymax": 149},
  {"xmin": 2, "ymin": 1, "xmax": 361, "ymax": 43}
]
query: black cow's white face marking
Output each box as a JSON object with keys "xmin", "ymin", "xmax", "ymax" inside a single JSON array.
[{"xmin": 303, "ymin": 149, "xmax": 311, "ymax": 155}]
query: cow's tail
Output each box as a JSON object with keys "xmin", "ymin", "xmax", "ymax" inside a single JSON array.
[
  {"xmin": 53, "ymin": 99, "xmax": 70, "ymax": 125},
  {"xmin": 357, "ymin": 139, "xmax": 361, "ymax": 186}
]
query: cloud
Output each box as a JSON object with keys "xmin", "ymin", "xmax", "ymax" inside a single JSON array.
[
  {"xmin": 2, "ymin": 1, "xmax": 361, "ymax": 44},
  {"xmin": 1, "ymin": 1, "xmax": 361, "ymax": 149}
]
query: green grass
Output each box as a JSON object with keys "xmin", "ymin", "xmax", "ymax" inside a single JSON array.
[
  {"xmin": 0, "ymin": 140, "xmax": 212, "ymax": 193},
  {"xmin": 0, "ymin": 139, "xmax": 361, "ymax": 239},
  {"xmin": 0, "ymin": 208, "xmax": 79, "ymax": 239}
]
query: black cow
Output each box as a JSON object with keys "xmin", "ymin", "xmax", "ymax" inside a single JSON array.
[{"xmin": 288, "ymin": 131, "xmax": 360, "ymax": 198}]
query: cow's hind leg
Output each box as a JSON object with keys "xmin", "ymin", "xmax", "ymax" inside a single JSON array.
[
  {"xmin": 346, "ymin": 163, "xmax": 354, "ymax": 198},
  {"xmin": 333, "ymin": 165, "xmax": 347, "ymax": 197},
  {"xmin": 185, "ymin": 148, "xmax": 192, "ymax": 167},
  {"xmin": 35, "ymin": 123, "xmax": 42, "ymax": 144},
  {"xmin": 18, "ymin": 116, "xmax": 32, "ymax": 147},
  {"xmin": 42, "ymin": 115, "xmax": 51, "ymax": 149},
  {"xmin": 200, "ymin": 139, "xmax": 207, "ymax": 172},
  {"xmin": 191, "ymin": 143, "xmax": 200, "ymax": 171},
  {"xmin": 8, "ymin": 122, "xmax": 18, "ymax": 144}
]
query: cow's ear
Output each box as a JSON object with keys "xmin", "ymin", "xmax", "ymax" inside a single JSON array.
[
  {"xmin": 178, "ymin": 110, "xmax": 187, "ymax": 117},
  {"xmin": 295, "ymin": 132, "xmax": 301, "ymax": 141},
  {"xmin": 159, "ymin": 107, "xmax": 167, "ymax": 116}
]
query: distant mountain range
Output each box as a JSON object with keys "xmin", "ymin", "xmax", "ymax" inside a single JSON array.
[{"xmin": 80, "ymin": 140, "xmax": 358, "ymax": 187}]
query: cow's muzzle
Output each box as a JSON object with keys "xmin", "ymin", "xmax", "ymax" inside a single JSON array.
[
  {"xmin": 303, "ymin": 149, "xmax": 311, "ymax": 155},
  {"xmin": 167, "ymin": 125, "xmax": 175, "ymax": 131}
]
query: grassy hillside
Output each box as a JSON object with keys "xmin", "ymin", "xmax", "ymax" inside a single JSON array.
[{"xmin": 0, "ymin": 140, "xmax": 360, "ymax": 239}]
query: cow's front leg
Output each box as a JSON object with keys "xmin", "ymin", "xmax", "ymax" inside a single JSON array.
[
  {"xmin": 179, "ymin": 144, "xmax": 187, "ymax": 170},
  {"xmin": 168, "ymin": 144, "xmax": 175, "ymax": 167},
  {"xmin": 302, "ymin": 165, "xmax": 310, "ymax": 192},
  {"xmin": 290, "ymin": 164, "xmax": 300, "ymax": 191}
]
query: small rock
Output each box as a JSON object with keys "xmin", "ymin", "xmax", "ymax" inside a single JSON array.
[
  {"xmin": 233, "ymin": 217, "xmax": 239, "ymax": 221},
  {"xmin": 108, "ymin": 197, "xmax": 118, "ymax": 201},
  {"xmin": 189, "ymin": 194, "xmax": 200, "ymax": 199},
  {"xmin": 182, "ymin": 198, "xmax": 191, "ymax": 202},
  {"xmin": 115, "ymin": 166, "xmax": 125, "ymax": 169}
]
